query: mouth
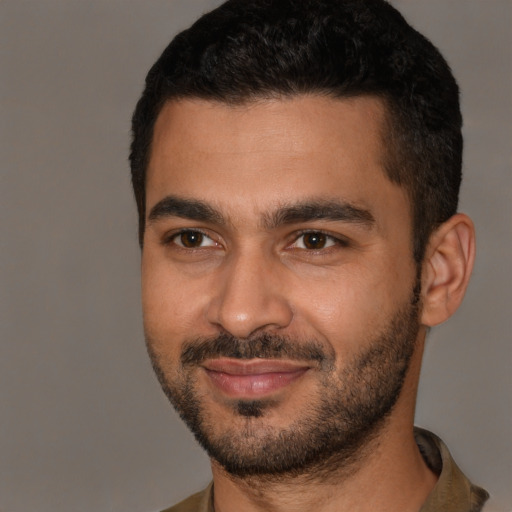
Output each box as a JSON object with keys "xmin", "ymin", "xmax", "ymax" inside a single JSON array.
[{"xmin": 201, "ymin": 358, "xmax": 310, "ymax": 398}]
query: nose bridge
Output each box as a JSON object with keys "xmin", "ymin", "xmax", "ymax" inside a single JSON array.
[{"xmin": 207, "ymin": 245, "xmax": 293, "ymax": 338}]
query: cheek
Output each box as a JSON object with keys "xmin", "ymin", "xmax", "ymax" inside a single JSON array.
[
  {"xmin": 141, "ymin": 256, "xmax": 208, "ymax": 354},
  {"xmin": 291, "ymin": 264, "xmax": 412, "ymax": 351}
]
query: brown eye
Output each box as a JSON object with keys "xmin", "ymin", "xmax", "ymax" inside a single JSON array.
[
  {"xmin": 180, "ymin": 231, "xmax": 203, "ymax": 247},
  {"xmin": 291, "ymin": 232, "xmax": 338, "ymax": 251},
  {"xmin": 166, "ymin": 229, "xmax": 219, "ymax": 251},
  {"xmin": 302, "ymin": 232, "xmax": 327, "ymax": 249},
  {"xmin": 173, "ymin": 230, "xmax": 214, "ymax": 248}
]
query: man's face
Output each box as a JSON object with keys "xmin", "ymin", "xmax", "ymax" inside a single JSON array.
[{"xmin": 142, "ymin": 96, "xmax": 421, "ymax": 476}]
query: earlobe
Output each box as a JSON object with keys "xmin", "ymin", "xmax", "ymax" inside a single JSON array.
[{"xmin": 420, "ymin": 213, "xmax": 476, "ymax": 327}]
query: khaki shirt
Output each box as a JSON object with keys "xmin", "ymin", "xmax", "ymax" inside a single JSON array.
[{"xmin": 162, "ymin": 428, "xmax": 489, "ymax": 512}]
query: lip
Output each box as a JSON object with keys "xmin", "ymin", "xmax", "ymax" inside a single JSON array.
[{"xmin": 202, "ymin": 358, "xmax": 310, "ymax": 398}]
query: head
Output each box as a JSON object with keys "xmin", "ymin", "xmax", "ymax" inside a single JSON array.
[
  {"xmin": 132, "ymin": 0, "xmax": 474, "ymax": 480},
  {"xmin": 130, "ymin": 0, "xmax": 463, "ymax": 264}
]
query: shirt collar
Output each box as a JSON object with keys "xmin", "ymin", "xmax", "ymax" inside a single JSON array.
[{"xmin": 415, "ymin": 427, "xmax": 489, "ymax": 512}]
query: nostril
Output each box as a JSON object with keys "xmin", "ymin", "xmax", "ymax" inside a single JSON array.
[{"xmin": 206, "ymin": 289, "xmax": 293, "ymax": 339}]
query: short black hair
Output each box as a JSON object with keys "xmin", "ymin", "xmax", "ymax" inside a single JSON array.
[{"xmin": 130, "ymin": 0, "xmax": 462, "ymax": 262}]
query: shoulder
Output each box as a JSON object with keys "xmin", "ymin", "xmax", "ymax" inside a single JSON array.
[{"xmin": 160, "ymin": 483, "xmax": 213, "ymax": 512}]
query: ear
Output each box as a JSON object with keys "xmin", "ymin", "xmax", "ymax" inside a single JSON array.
[{"xmin": 420, "ymin": 213, "xmax": 476, "ymax": 327}]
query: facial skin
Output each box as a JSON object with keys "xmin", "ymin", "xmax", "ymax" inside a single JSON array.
[{"xmin": 141, "ymin": 95, "xmax": 428, "ymax": 480}]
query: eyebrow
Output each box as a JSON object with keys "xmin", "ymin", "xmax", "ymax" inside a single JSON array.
[
  {"xmin": 148, "ymin": 196, "xmax": 225, "ymax": 225},
  {"xmin": 263, "ymin": 200, "xmax": 375, "ymax": 229},
  {"xmin": 147, "ymin": 195, "xmax": 374, "ymax": 229}
]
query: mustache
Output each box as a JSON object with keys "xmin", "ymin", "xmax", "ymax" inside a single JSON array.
[{"xmin": 180, "ymin": 332, "xmax": 333, "ymax": 368}]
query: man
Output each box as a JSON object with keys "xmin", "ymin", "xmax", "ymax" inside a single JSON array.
[{"xmin": 130, "ymin": 0, "xmax": 489, "ymax": 510}]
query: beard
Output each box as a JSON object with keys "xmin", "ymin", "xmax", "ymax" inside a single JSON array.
[{"xmin": 145, "ymin": 293, "xmax": 420, "ymax": 479}]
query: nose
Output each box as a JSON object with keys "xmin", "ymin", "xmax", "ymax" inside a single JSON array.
[{"xmin": 206, "ymin": 250, "xmax": 294, "ymax": 339}]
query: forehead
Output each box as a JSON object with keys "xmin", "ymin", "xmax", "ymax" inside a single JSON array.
[
  {"xmin": 149, "ymin": 94, "xmax": 388, "ymax": 167},
  {"xmin": 146, "ymin": 95, "xmax": 407, "ymax": 226}
]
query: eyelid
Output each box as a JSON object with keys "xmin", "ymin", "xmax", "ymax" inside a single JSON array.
[
  {"xmin": 160, "ymin": 227, "xmax": 350, "ymax": 251},
  {"xmin": 288, "ymin": 229, "xmax": 351, "ymax": 250},
  {"xmin": 162, "ymin": 228, "xmax": 220, "ymax": 248}
]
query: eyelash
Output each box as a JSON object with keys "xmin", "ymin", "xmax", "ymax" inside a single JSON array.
[
  {"xmin": 163, "ymin": 228, "xmax": 350, "ymax": 252},
  {"xmin": 289, "ymin": 230, "xmax": 350, "ymax": 251},
  {"xmin": 163, "ymin": 229, "xmax": 218, "ymax": 249}
]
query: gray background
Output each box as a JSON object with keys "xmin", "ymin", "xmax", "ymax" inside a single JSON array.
[{"xmin": 1, "ymin": 1, "xmax": 510, "ymax": 511}]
